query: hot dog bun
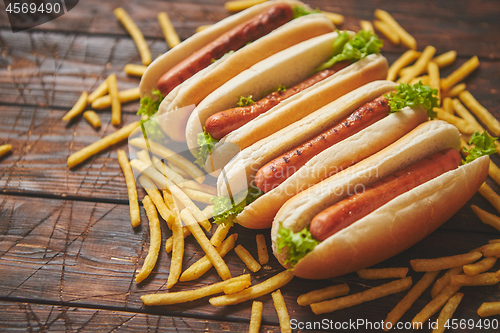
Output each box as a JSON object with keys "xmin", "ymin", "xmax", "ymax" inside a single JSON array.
[
  {"xmin": 271, "ymin": 121, "xmax": 489, "ymax": 279},
  {"xmin": 214, "ymin": 81, "xmax": 428, "ymax": 229},
  {"xmin": 155, "ymin": 13, "xmax": 335, "ymax": 142}
]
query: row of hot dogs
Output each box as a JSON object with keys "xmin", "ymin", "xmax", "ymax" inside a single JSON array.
[{"xmin": 138, "ymin": 0, "xmax": 492, "ymax": 279}]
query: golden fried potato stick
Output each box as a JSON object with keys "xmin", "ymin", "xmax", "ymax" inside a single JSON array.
[
  {"xmin": 158, "ymin": 12, "xmax": 180, "ymax": 48},
  {"xmin": 431, "ymin": 267, "xmax": 462, "ymax": 299},
  {"xmin": 117, "ymin": 150, "xmax": 140, "ymax": 228},
  {"xmin": 209, "ymin": 270, "xmax": 294, "ymax": 306},
  {"xmin": 62, "ymin": 91, "xmax": 88, "ymax": 121},
  {"xmin": 138, "ymin": 175, "xmax": 174, "ymax": 227},
  {"xmin": 311, "ymin": 277, "xmax": 412, "ymax": 315},
  {"xmin": 150, "ymin": 156, "xmax": 185, "ymax": 186},
  {"xmin": 441, "ymin": 56, "xmax": 480, "ymax": 91},
  {"xmin": 488, "ymin": 160, "xmax": 500, "ymax": 185},
  {"xmin": 460, "ymin": 90, "xmax": 500, "ymax": 136},
  {"xmin": 166, "ymin": 213, "xmax": 184, "ymax": 289},
  {"xmin": 235, "ymin": 245, "xmax": 261, "ymax": 272},
  {"xmin": 433, "ymin": 50, "xmax": 457, "ymax": 68},
  {"xmin": 165, "ymin": 227, "xmax": 190, "ymax": 253},
  {"xmin": 442, "ymin": 97, "xmax": 454, "ymax": 113},
  {"xmin": 249, "ymin": 301, "xmax": 263, "ymax": 333},
  {"xmin": 427, "ymin": 61, "xmax": 441, "ymax": 103},
  {"xmin": 107, "ymin": 73, "xmax": 121, "ymax": 126},
  {"xmin": 137, "ymin": 149, "xmax": 153, "ymax": 167},
  {"xmin": 256, "ymin": 234, "xmax": 269, "ymax": 265},
  {"xmin": 272, "ymin": 290, "xmax": 292, "ymax": 333},
  {"xmin": 478, "ymin": 302, "xmax": 500, "ymax": 317},
  {"xmin": 182, "ymin": 188, "xmax": 213, "ymax": 204},
  {"xmin": 450, "ymin": 272, "xmax": 500, "ymax": 286},
  {"xmin": 435, "ymin": 108, "xmax": 476, "ymax": 134},
  {"xmin": 478, "ymin": 183, "xmax": 500, "ymax": 214},
  {"xmin": 387, "ymin": 50, "xmax": 420, "ymax": 81},
  {"xmin": 463, "ymin": 257, "xmax": 497, "ymax": 276},
  {"xmin": 479, "ymin": 243, "xmax": 500, "ymax": 257},
  {"xmin": 321, "ymin": 11, "xmax": 344, "ymax": 26},
  {"xmin": 411, "ymin": 252, "xmax": 482, "ymax": 272},
  {"xmin": 441, "ymin": 83, "xmax": 466, "ymax": 98},
  {"xmin": 471, "ymin": 205, "xmax": 500, "ymax": 232},
  {"xmin": 452, "ymin": 98, "xmax": 483, "ymax": 131},
  {"xmin": 131, "ymin": 159, "xmax": 167, "ymax": 189},
  {"xmin": 384, "ymin": 271, "xmax": 439, "ymax": 331},
  {"xmin": 357, "ymin": 267, "xmax": 409, "ymax": 280},
  {"xmin": 373, "ymin": 20, "xmax": 400, "ymax": 45},
  {"xmin": 87, "ymin": 80, "xmax": 108, "ymax": 104},
  {"xmin": 91, "ymin": 87, "xmax": 141, "ymax": 110},
  {"xmin": 67, "ymin": 121, "xmax": 140, "ymax": 168},
  {"xmin": 83, "ymin": 111, "xmax": 101, "ymax": 129},
  {"xmin": 374, "ymin": 9, "xmax": 416, "ymax": 50},
  {"xmin": 180, "ymin": 208, "xmax": 231, "ymax": 280},
  {"xmin": 210, "ymin": 223, "xmax": 231, "ymax": 247},
  {"xmin": 141, "ymin": 274, "xmax": 251, "ymax": 305},
  {"xmin": 433, "ymin": 293, "xmax": 464, "ymax": 333},
  {"xmin": 297, "ymin": 283, "xmax": 349, "ymax": 306},
  {"xmin": 124, "ymin": 64, "xmax": 147, "ymax": 77},
  {"xmin": 135, "ymin": 195, "xmax": 162, "ymax": 283},
  {"xmin": 360, "ymin": 20, "xmax": 374, "ymax": 33},
  {"xmin": 0, "ymin": 144, "xmax": 12, "ymax": 159},
  {"xmin": 168, "ymin": 180, "xmax": 211, "ymax": 231},
  {"xmin": 223, "ymin": 280, "xmax": 251, "ymax": 294},
  {"xmin": 224, "ymin": 0, "xmax": 267, "ymax": 12},
  {"xmin": 180, "ymin": 233, "xmax": 238, "ymax": 282},
  {"xmin": 397, "ymin": 46, "xmax": 436, "ymax": 84},
  {"xmin": 412, "ymin": 284, "xmax": 461, "ymax": 327},
  {"xmin": 114, "ymin": 7, "xmax": 152, "ymax": 65}
]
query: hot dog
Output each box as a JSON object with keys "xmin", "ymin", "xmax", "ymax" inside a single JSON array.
[
  {"xmin": 271, "ymin": 121, "xmax": 492, "ymax": 280},
  {"xmin": 140, "ymin": 1, "xmax": 335, "ymax": 141},
  {"xmin": 186, "ymin": 30, "xmax": 388, "ymax": 174},
  {"xmin": 211, "ymin": 81, "xmax": 433, "ymax": 230}
]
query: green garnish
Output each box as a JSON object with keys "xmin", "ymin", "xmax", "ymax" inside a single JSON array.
[
  {"xmin": 212, "ymin": 50, "xmax": 235, "ymax": 63},
  {"xmin": 293, "ymin": 6, "xmax": 320, "ymax": 19},
  {"xmin": 237, "ymin": 95, "xmax": 255, "ymax": 107},
  {"xmin": 276, "ymin": 222, "xmax": 319, "ymax": 268},
  {"xmin": 385, "ymin": 81, "xmax": 439, "ymax": 119},
  {"xmin": 211, "ymin": 185, "xmax": 263, "ymax": 227},
  {"xmin": 463, "ymin": 131, "xmax": 497, "ymax": 164},
  {"xmin": 275, "ymin": 84, "xmax": 287, "ymax": 92},
  {"xmin": 315, "ymin": 30, "xmax": 383, "ymax": 72},
  {"xmin": 195, "ymin": 130, "xmax": 219, "ymax": 167},
  {"xmin": 137, "ymin": 90, "xmax": 165, "ymax": 140}
]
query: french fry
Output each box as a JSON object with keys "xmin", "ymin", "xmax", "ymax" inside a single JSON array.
[
  {"xmin": 87, "ymin": 80, "xmax": 108, "ymax": 104},
  {"xmin": 272, "ymin": 290, "xmax": 292, "ymax": 333},
  {"xmin": 360, "ymin": 20, "xmax": 374, "ymax": 33},
  {"xmin": 373, "ymin": 20, "xmax": 400, "ymax": 45},
  {"xmin": 410, "ymin": 252, "xmax": 482, "ymax": 272},
  {"xmin": 0, "ymin": 144, "xmax": 12, "ymax": 158},
  {"xmin": 431, "ymin": 267, "xmax": 462, "ymax": 299},
  {"xmin": 452, "ymin": 98, "xmax": 483, "ymax": 131},
  {"xmin": 67, "ymin": 121, "xmax": 139, "ymax": 168},
  {"xmin": 256, "ymin": 234, "xmax": 269, "ymax": 265},
  {"xmin": 135, "ymin": 196, "xmax": 162, "ymax": 283},
  {"xmin": 137, "ymin": 149, "xmax": 153, "ymax": 166},
  {"xmin": 321, "ymin": 11, "xmax": 344, "ymax": 26},
  {"xmin": 235, "ymin": 244, "xmax": 261, "ymax": 272},
  {"xmin": 387, "ymin": 50, "xmax": 421, "ymax": 81},
  {"xmin": 141, "ymin": 274, "xmax": 251, "ymax": 305},
  {"xmin": 224, "ymin": 0, "xmax": 267, "ymax": 12},
  {"xmin": 166, "ymin": 214, "xmax": 184, "ymax": 289},
  {"xmin": 83, "ymin": 111, "xmax": 101, "ymax": 129},
  {"xmin": 427, "ymin": 61, "xmax": 441, "ymax": 103},
  {"xmin": 202, "ymin": 205, "xmax": 214, "ymax": 219},
  {"xmin": 129, "ymin": 138, "xmax": 205, "ymax": 183},
  {"xmin": 182, "ymin": 181, "xmax": 217, "ymax": 195},
  {"xmin": 441, "ymin": 56, "xmax": 480, "ymax": 91},
  {"xmin": 124, "ymin": 64, "xmax": 147, "ymax": 77},
  {"xmin": 478, "ymin": 183, "xmax": 500, "ymax": 214},
  {"xmin": 489, "ymin": 160, "xmax": 500, "ymax": 186},
  {"xmin": 489, "ymin": 239, "xmax": 500, "ymax": 244},
  {"xmin": 397, "ymin": 45, "xmax": 436, "ymax": 84},
  {"xmin": 432, "ymin": 50, "xmax": 457, "ymax": 68},
  {"xmin": 374, "ymin": 9, "xmax": 416, "ymax": 50},
  {"xmin": 433, "ymin": 293, "xmax": 464, "ymax": 333},
  {"xmin": 249, "ymin": 301, "xmax": 263, "ymax": 333},
  {"xmin": 62, "ymin": 91, "xmax": 88, "ymax": 121},
  {"xmin": 460, "ymin": 90, "xmax": 500, "ymax": 136},
  {"xmin": 479, "ymin": 243, "xmax": 500, "ymax": 257},
  {"xmin": 158, "ymin": 12, "xmax": 180, "ymax": 48},
  {"xmin": 91, "ymin": 87, "xmax": 141, "ymax": 110},
  {"xmin": 412, "ymin": 284, "xmax": 461, "ymax": 327},
  {"xmin": 209, "ymin": 270, "xmax": 294, "ymax": 306},
  {"xmin": 478, "ymin": 302, "xmax": 500, "ymax": 317},
  {"xmin": 297, "ymin": 283, "xmax": 349, "ymax": 306},
  {"xmin": 409, "ymin": 75, "xmax": 429, "ymax": 86},
  {"xmin": 384, "ymin": 271, "xmax": 439, "ymax": 331},
  {"xmin": 117, "ymin": 150, "xmax": 141, "ymax": 228},
  {"xmin": 131, "ymin": 159, "xmax": 168, "ymax": 189},
  {"xmin": 223, "ymin": 280, "xmax": 251, "ymax": 294},
  {"xmin": 151, "ymin": 156, "xmax": 185, "ymax": 186},
  {"xmin": 168, "ymin": 161, "xmax": 191, "ymax": 179},
  {"xmin": 441, "ymin": 82, "xmax": 466, "ymax": 98},
  {"xmin": 463, "ymin": 257, "xmax": 497, "ymax": 276},
  {"xmin": 180, "ymin": 233, "xmax": 238, "ymax": 282},
  {"xmin": 107, "ymin": 73, "xmax": 121, "ymax": 126},
  {"xmin": 165, "ymin": 227, "xmax": 190, "ymax": 253},
  {"xmin": 357, "ymin": 267, "xmax": 409, "ymax": 280},
  {"xmin": 181, "ymin": 208, "xmax": 231, "ymax": 280},
  {"xmin": 196, "ymin": 24, "xmax": 212, "ymax": 33},
  {"xmin": 138, "ymin": 175, "xmax": 174, "ymax": 227},
  {"xmin": 210, "ymin": 223, "xmax": 231, "ymax": 248},
  {"xmin": 114, "ymin": 7, "xmax": 151, "ymax": 65},
  {"xmin": 183, "ymin": 188, "xmax": 213, "ymax": 204},
  {"xmin": 442, "ymin": 97, "xmax": 454, "ymax": 113},
  {"xmin": 471, "ymin": 205, "xmax": 500, "ymax": 232},
  {"xmin": 168, "ymin": 180, "xmax": 212, "ymax": 231},
  {"xmin": 450, "ymin": 272, "xmax": 500, "ymax": 286},
  {"xmin": 435, "ymin": 108, "xmax": 476, "ymax": 134},
  {"xmin": 311, "ymin": 277, "xmax": 412, "ymax": 315}
]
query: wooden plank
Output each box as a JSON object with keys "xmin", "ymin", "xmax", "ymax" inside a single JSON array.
[
  {"xmin": 0, "ymin": 301, "xmax": 280, "ymax": 332},
  {"xmin": 0, "ymin": 194, "xmax": 499, "ymax": 332}
]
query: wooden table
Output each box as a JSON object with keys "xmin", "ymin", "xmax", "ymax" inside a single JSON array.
[{"xmin": 1, "ymin": 0, "xmax": 500, "ymax": 332}]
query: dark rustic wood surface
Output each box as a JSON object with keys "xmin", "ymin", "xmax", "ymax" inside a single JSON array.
[{"xmin": 1, "ymin": 1, "xmax": 500, "ymax": 332}]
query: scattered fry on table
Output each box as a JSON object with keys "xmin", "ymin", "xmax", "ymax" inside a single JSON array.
[
  {"xmin": 83, "ymin": 111, "xmax": 101, "ymax": 129},
  {"xmin": 360, "ymin": 20, "xmax": 374, "ymax": 33},
  {"xmin": 478, "ymin": 183, "xmax": 500, "ymax": 214},
  {"xmin": 433, "ymin": 293, "xmax": 464, "ymax": 333},
  {"xmin": 62, "ymin": 91, "xmax": 88, "ymax": 122},
  {"xmin": 432, "ymin": 50, "xmax": 457, "ymax": 68},
  {"xmin": 463, "ymin": 257, "xmax": 497, "ymax": 276},
  {"xmin": 441, "ymin": 56, "xmax": 480, "ymax": 91},
  {"xmin": 158, "ymin": 12, "xmax": 181, "ymax": 48},
  {"xmin": 210, "ymin": 223, "xmax": 231, "ymax": 248},
  {"xmin": 124, "ymin": 64, "xmax": 147, "ymax": 77},
  {"xmin": 459, "ymin": 90, "xmax": 500, "ymax": 136},
  {"xmin": 223, "ymin": 280, "xmax": 251, "ymax": 294},
  {"xmin": 131, "ymin": 159, "xmax": 168, "ymax": 189},
  {"xmin": 166, "ymin": 213, "xmax": 184, "ymax": 288},
  {"xmin": 374, "ymin": 9, "xmax": 416, "ymax": 50},
  {"xmin": 234, "ymin": 244, "xmax": 261, "ymax": 272},
  {"xmin": 431, "ymin": 267, "xmax": 462, "ymax": 299},
  {"xmin": 450, "ymin": 272, "xmax": 500, "ymax": 286},
  {"xmin": 137, "ymin": 149, "xmax": 153, "ymax": 167},
  {"xmin": 272, "ymin": 289, "xmax": 292, "ymax": 333},
  {"xmin": 0, "ymin": 144, "xmax": 12, "ymax": 159},
  {"xmin": 411, "ymin": 284, "xmax": 461, "ymax": 327},
  {"xmin": 249, "ymin": 301, "xmax": 263, "ymax": 333},
  {"xmin": 117, "ymin": 149, "xmax": 141, "ymax": 228},
  {"xmin": 435, "ymin": 108, "xmax": 476, "ymax": 134},
  {"xmin": 452, "ymin": 98, "xmax": 483, "ymax": 131},
  {"xmin": 397, "ymin": 45, "xmax": 436, "ymax": 84},
  {"xmin": 138, "ymin": 175, "xmax": 174, "ymax": 227},
  {"xmin": 387, "ymin": 49, "xmax": 420, "ymax": 81},
  {"xmin": 165, "ymin": 227, "xmax": 191, "ymax": 253},
  {"xmin": 168, "ymin": 180, "xmax": 211, "ymax": 231},
  {"xmin": 357, "ymin": 267, "xmax": 409, "ymax": 280},
  {"xmin": 471, "ymin": 205, "xmax": 500, "ymax": 232},
  {"xmin": 488, "ymin": 160, "xmax": 500, "ymax": 186},
  {"xmin": 256, "ymin": 234, "xmax": 269, "ymax": 265},
  {"xmin": 297, "ymin": 283, "xmax": 349, "ymax": 306},
  {"xmin": 442, "ymin": 97, "xmax": 454, "ymax": 113},
  {"xmin": 479, "ymin": 242, "xmax": 500, "ymax": 257},
  {"xmin": 87, "ymin": 80, "xmax": 108, "ymax": 104},
  {"xmin": 373, "ymin": 20, "xmax": 399, "ymax": 45},
  {"xmin": 478, "ymin": 302, "xmax": 500, "ymax": 317},
  {"xmin": 91, "ymin": 87, "xmax": 141, "ymax": 110},
  {"xmin": 183, "ymin": 188, "xmax": 213, "ymax": 204},
  {"xmin": 427, "ymin": 61, "xmax": 441, "ymax": 103},
  {"xmin": 441, "ymin": 82, "xmax": 466, "ymax": 98},
  {"xmin": 107, "ymin": 73, "xmax": 121, "ymax": 126},
  {"xmin": 321, "ymin": 11, "xmax": 344, "ymax": 26},
  {"xmin": 114, "ymin": 7, "xmax": 152, "ymax": 65},
  {"xmin": 410, "ymin": 251, "xmax": 482, "ymax": 272}
]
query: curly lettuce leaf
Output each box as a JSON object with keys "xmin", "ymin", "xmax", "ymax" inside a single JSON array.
[
  {"xmin": 211, "ymin": 185, "xmax": 263, "ymax": 227},
  {"xmin": 463, "ymin": 131, "xmax": 498, "ymax": 164},
  {"xmin": 315, "ymin": 30, "xmax": 383, "ymax": 72},
  {"xmin": 293, "ymin": 6, "xmax": 320, "ymax": 19},
  {"xmin": 276, "ymin": 222, "xmax": 319, "ymax": 268},
  {"xmin": 237, "ymin": 95, "xmax": 255, "ymax": 107},
  {"xmin": 137, "ymin": 90, "xmax": 165, "ymax": 140},
  {"xmin": 385, "ymin": 81, "xmax": 439, "ymax": 119},
  {"xmin": 195, "ymin": 130, "xmax": 219, "ymax": 168}
]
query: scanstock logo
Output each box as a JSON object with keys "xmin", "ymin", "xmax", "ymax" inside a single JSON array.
[{"xmin": 4, "ymin": 0, "xmax": 79, "ymax": 32}]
